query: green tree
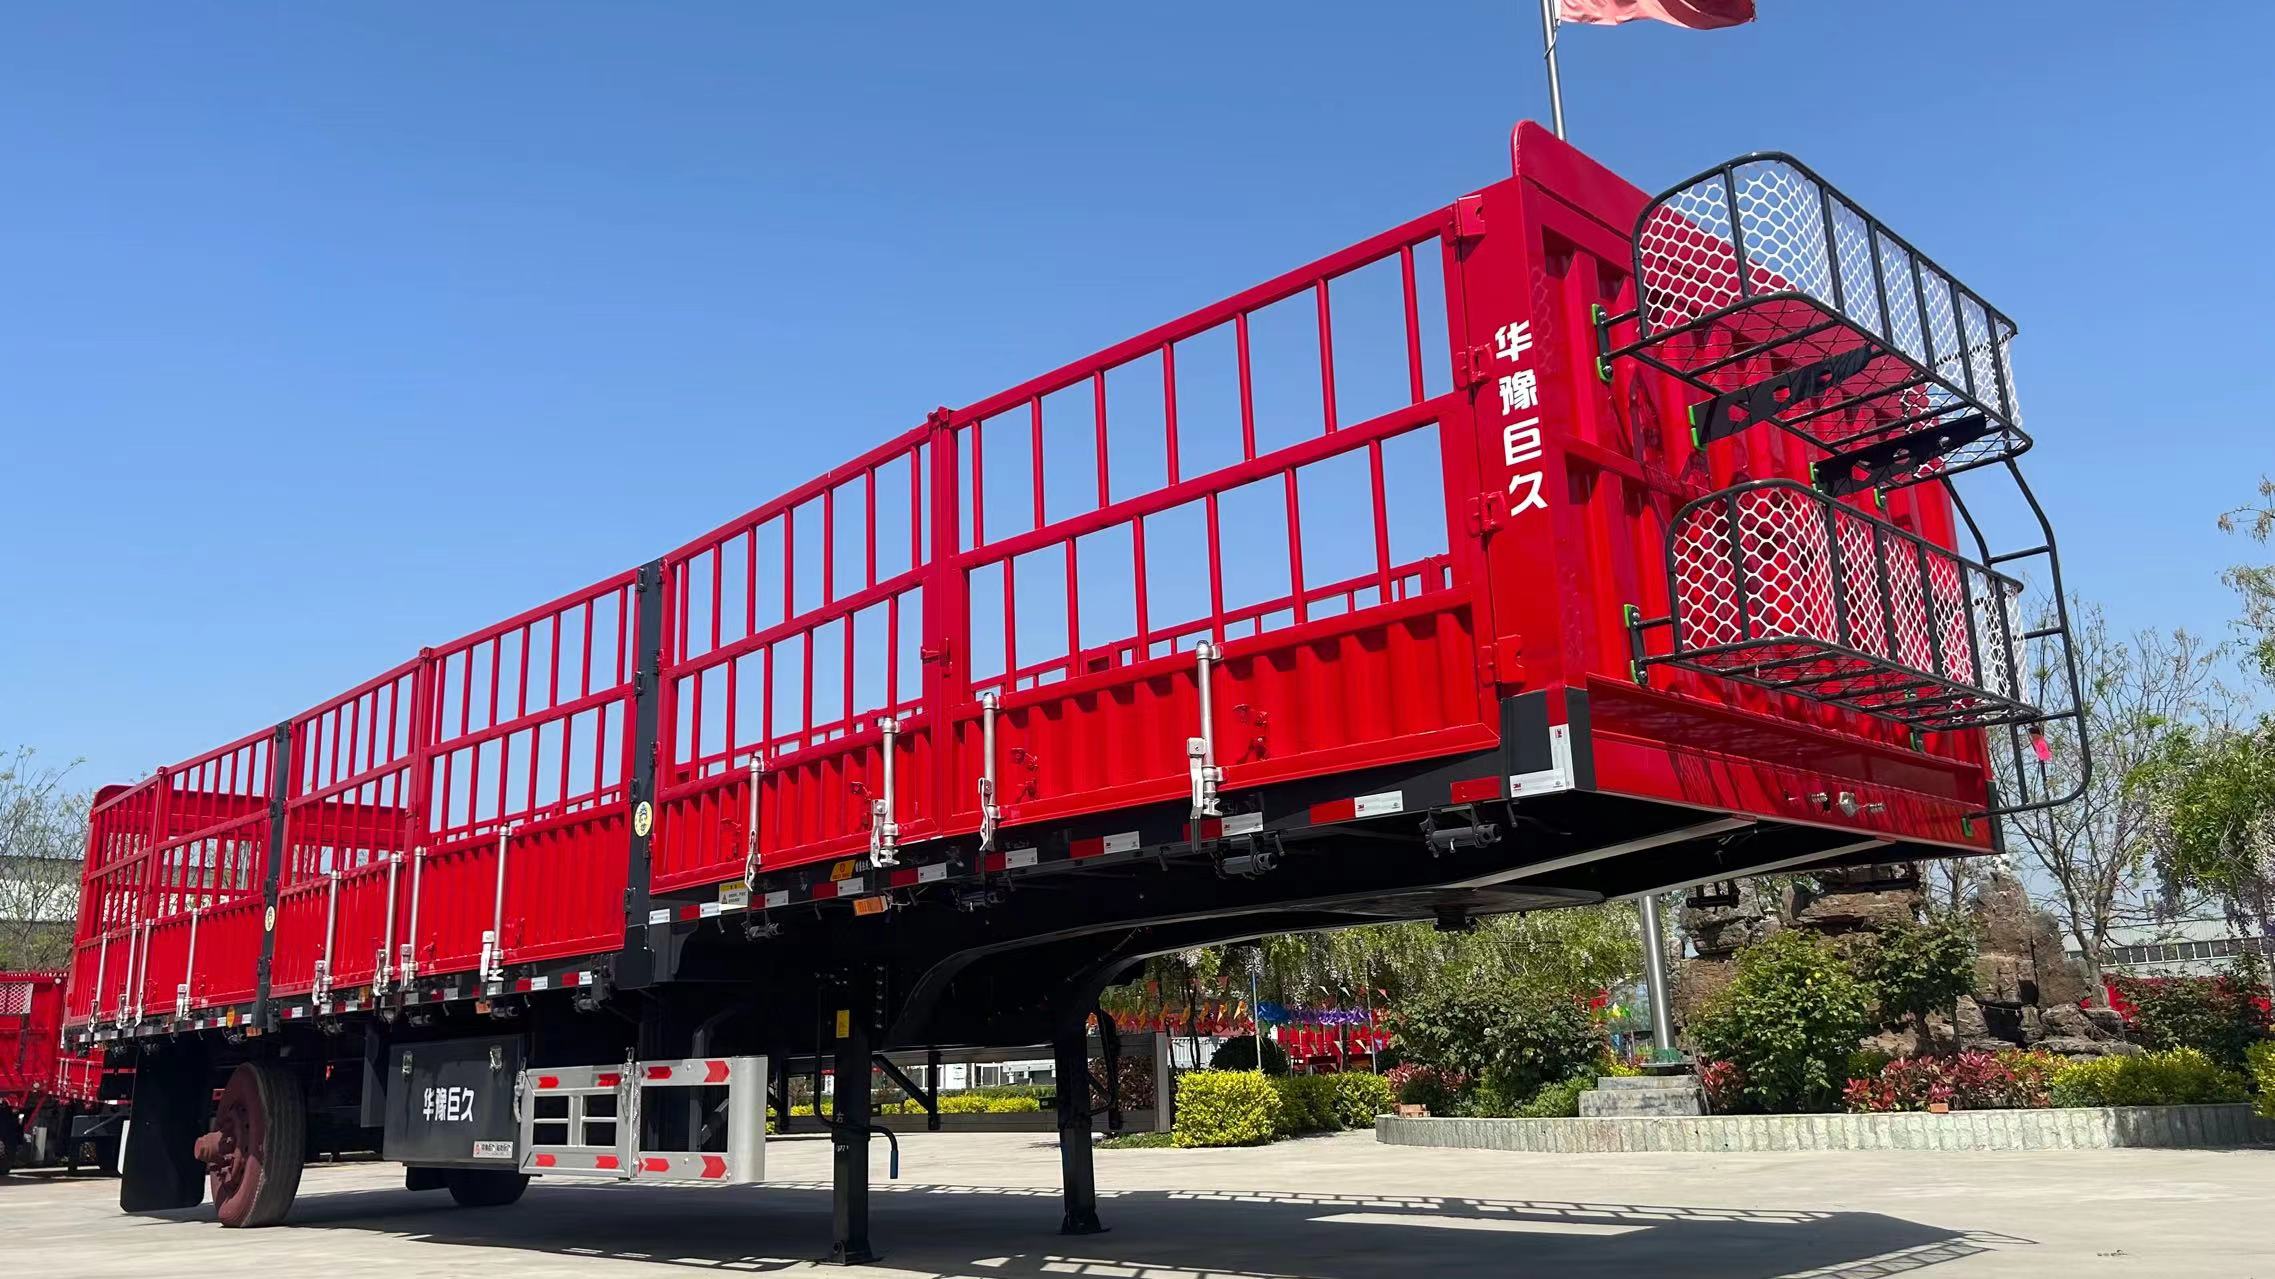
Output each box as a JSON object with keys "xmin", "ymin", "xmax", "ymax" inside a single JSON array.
[
  {"xmin": 1852, "ymin": 915, "xmax": 1977, "ymax": 1050},
  {"xmin": 1391, "ymin": 969, "xmax": 1602, "ymax": 1105},
  {"xmin": 2144, "ymin": 477, "xmax": 2275, "ymax": 943},
  {"xmin": 1691, "ymin": 929, "xmax": 1871, "ymax": 1113}
]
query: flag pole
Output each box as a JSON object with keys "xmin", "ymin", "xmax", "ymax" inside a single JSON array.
[{"xmin": 1538, "ymin": 0, "xmax": 1567, "ymax": 139}]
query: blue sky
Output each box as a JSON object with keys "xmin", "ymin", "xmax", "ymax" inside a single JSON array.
[{"xmin": 3, "ymin": 3, "xmax": 2269, "ymax": 788}]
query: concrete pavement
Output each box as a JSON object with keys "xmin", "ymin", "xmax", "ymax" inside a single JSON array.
[{"xmin": 3, "ymin": 1130, "xmax": 2270, "ymax": 1277}]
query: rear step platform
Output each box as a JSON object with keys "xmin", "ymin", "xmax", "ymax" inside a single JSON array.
[{"xmin": 1599, "ymin": 153, "xmax": 2029, "ymax": 495}]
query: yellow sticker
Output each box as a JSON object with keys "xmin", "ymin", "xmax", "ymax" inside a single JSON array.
[
  {"xmin": 633, "ymin": 801, "xmax": 654, "ymax": 838},
  {"xmin": 834, "ymin": 1009, "xmax": 851, "ymax": 1039},
  {"xmin": 853, "ymin": 895, "xmax": 889, "ymax": 917},
  {"xmin": 830, "ymin": 860, "xmax": 857, "ymax": 882}
]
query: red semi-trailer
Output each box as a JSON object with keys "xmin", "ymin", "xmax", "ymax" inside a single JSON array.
[
  {"xmin": 57, "ymin": 124, "xmax": 2083, "ymax": 1250},
  {"xmin": 2, "ymin": 970, "xmax": 125, "ymax": 1173}
]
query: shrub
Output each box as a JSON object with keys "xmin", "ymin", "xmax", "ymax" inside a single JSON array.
[
  {"xmin": 1384, "ymin": 1063, "xmax": 1466, "ymax": 1113},
  {"xmin": 1689, "ymin": 930, "xmax": 1872, "ymax": 1113},
  {"xmin": 1995, "ymin": 1049, "xmax": 2062, "ymax": 1108},
  {"xmin": 1270, "ymin": 1075, "xmax": 1338, "ymax": 1137},
  {"xmin": 2050, "ymin": 1048, "xmax": 2250, "ymax": 1108},
  {"xmin": 2116, "ymin": 974, "xmax": 2272, "ymax": 1075},
  {"xmin": 934, "ymin": 1093, "xmax": 1043, "ymax": 1115},
  {"xmin": 1172, "ymin": 1071, "xmax": 1281, "ymax": 1148},
  {"xmin": 1209, "ymin": 1034, "xmax": 1291, "ymax": 1076},
  {"xmin": 1841, "ymin": 1050, "xmax": 2061, "ymax": 1113},
  {"xmin": 1696, "ymin": 1059, "xmax": 1744, "ymax": 1113},
  {"xmin": 1516, "ymin": 1074, "xmax": 1596, "ymax": 1119},
  {"xmin": 1329, "ymin": 1071, "xmax": 1394, "ymax": 1129},
  {"xmin": 2249, "ymin": 1042, "xmax": 2275, "ymax": 1119},
  {"xmin": 1393, "ymin": 972, "xmax": 1603, "ymax": 1105},
  {"xmin": 1852, "ymin": 916, "xmax": 1977, "ymax": 1039}
]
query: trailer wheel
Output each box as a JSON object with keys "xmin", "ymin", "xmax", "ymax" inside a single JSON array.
[
  {"xmin": 201, "ymin": 1061, "xmax": 306, "ymax": 1228},
  {"xmin": 443, "ymin": 1167, "xmax": 529, "ymax": 1208}
]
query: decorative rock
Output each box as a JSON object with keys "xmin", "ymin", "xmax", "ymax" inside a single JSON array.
[
  {"xmin": 2037, "ymin": 1036, "xmax": 2140, "ymax": 1059},
  {"xmin": 2040, "ymin": 1002, "xmax": 2103, "ymax": 1041}
]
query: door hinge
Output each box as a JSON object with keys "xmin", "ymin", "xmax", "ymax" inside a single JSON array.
[
  {"xmin": 1449, "ymin": 194, "xmax": 1488, "ymax": 243},
  {"xmin": 1465, "ymin": 492, "xmax": 1503, "ymax": 537},
  {"xmin": 1453, "ymin": 344, "xmax": 1494, "ymax": 390},
  {"xmin": 1477, "ymin": 638, "xmax": 1524, "ymax": 688}
]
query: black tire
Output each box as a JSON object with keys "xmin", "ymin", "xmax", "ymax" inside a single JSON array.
[
  {"xmin": 444, "ymin": 1167, "xmax": 530, "ymax": 1208},
  {"xmin": 208, "ymin": 1061, "xmax": 306, "ymax": 1228},
  {"xmin": 119, "ymin": 1048, "xmax": 208, "ymax": 1212}
]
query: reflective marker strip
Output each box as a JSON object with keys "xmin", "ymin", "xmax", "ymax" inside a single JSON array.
[{"xmin": 1354, "ymin": 791, "xmax": 1404, "ymax": 817}]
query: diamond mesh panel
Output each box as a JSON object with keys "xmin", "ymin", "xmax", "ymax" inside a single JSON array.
[
  {"xmin": 0, "ymin": 978, "xmax": 32, "ymax": 1017},
  {"xmin": 1660, "ymin": 482, "xmax": 2039, "ymax": 729},
  {"xmin": 1627, "ymin": 156, "xmax": 2028, "ymax": 491}
]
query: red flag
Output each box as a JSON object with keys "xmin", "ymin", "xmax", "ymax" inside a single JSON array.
[{"xmin": 1557, "ymin": 0, "xmax": 1754, "ymax": 28}]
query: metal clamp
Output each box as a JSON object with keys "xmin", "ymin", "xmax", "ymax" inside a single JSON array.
[
  {"xmin": 373, "ymin": 852, "xmax": 401, "ymax": 996},
  {"xmin": 176, "ymin": 907, "xmax": 201, "ymax": 1019},
  {"xmin": 313, "ymin": 868, "xmax": 341, "ymax": 1004},
  {"xmin": 977, "ymin": 691, "xmax": 1002, "ymax": 852},
  {"xmin": 398, "ymin": 845, "xmax": 425, "ymax": 988},
  {"xmin": 481, "ymin": 827, "xmax": 514, "ymax": 987},
  {"xmin": 741, "ymin": 754, "xmax": 768, "ymax": 888},
  {"xmin": 1189, "ymin": 642, "xmax": 1225, "ymax": 818},
  {"xmin": 870, "ymin": 717, "xmax": 902, "ymax": 867}
]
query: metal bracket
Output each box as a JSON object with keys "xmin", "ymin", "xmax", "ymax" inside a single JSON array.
[
  {"xmin": 1688, "ymin": 343, "xmax": 1887, "ymax": 445},
  {"xmin": 869, "ymin": 717, "xmax": 902, "ymax": 868},
  {"xmin": 1189, "ymin": 642, "xmax": 1225, "ymax": 818},
  {"xmin": 977, "ymin": 691, "xmax": 1002, "ymax": 852},
  {"xmin": 1812, "ymin": 412, "xmax": 1999, "ymax": 497}
]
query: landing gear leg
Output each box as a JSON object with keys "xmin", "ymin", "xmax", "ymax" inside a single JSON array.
[
  {"xmin": 1054, "ymin": 1004, "xmax": 1105, "ymax": 1236},
  {"xmin": 828, "ymin": 968, "xmax": 878, "ymax": 1266}
]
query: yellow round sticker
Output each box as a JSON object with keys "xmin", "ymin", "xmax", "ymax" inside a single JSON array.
[{"xmin": 633, "ymin": 800, "xmax": 654, "ymax": 838}]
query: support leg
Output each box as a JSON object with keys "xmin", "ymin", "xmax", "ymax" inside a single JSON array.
[
  {"xmin": 829, "ymin": 971, "xmax": 877, "ymax": 1266},
  {"xmin": 1053, "ymin": 1008, "xmax": 1105, "ymax": 1236}
]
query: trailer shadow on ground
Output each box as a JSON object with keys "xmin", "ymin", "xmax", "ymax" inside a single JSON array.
[{"xmin": 161, "ymin": 1171, "xmax": 2036, "ymax": 1279}]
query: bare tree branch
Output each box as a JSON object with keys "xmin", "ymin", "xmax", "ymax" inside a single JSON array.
[{"xmin": 0, "ymin": 746, "xmax": 90, "ymax": 970}]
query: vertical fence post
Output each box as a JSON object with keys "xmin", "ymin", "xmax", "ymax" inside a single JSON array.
[
  {"xmin": 252, "ymin": 721, "xmax": 293, "ymax": 1033},
  {"xmin": 618, "ymin": 559, "xmax": 668, "ymax": 988},
  {"xmin": 920, "ymin": 408, "xmax": 968, "ymax": 834}
]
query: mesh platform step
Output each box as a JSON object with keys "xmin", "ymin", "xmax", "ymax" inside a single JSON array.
[
  {"xmin": 1637, "ymin": 480, "xmax": 2040, "ymax": 732},
  {"xmin": 1605, "ymin": 153, "xmax": 2029, "ymax": 495}
]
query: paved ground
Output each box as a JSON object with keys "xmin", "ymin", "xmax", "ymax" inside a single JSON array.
[{"xmin": 5, "ymin": 1131, "xmax": 2272, "ymax": 1278}]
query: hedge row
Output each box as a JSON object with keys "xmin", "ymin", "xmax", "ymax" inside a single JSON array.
[
  {"xmin": 786, "ymin": 1094, "xmax": 1045, "ymax": 1118},
  {"xmin": 1172, "ymin": 1071, "xmax": 1393, "ymax": 1148}
]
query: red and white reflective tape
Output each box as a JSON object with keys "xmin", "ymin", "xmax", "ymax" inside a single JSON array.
[{"xmin": 1308, "ymin": 790, "xmax": 1404, "ymax": 824}]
